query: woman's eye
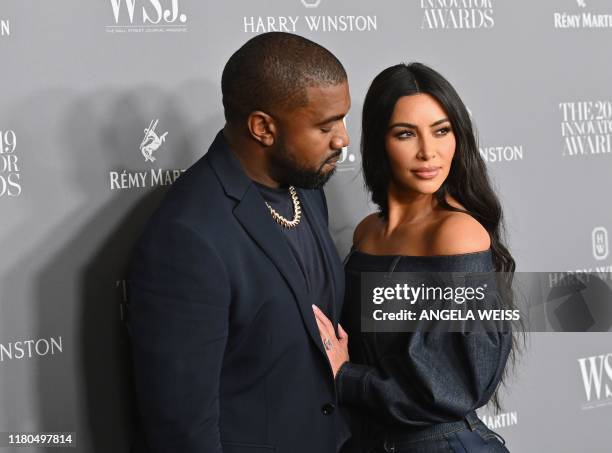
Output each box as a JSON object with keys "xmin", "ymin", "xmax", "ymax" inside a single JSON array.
[
  {"xmin": 321, "ymin": 127, "xmax": 332, "ymax": 133},
  {"xmin": 397, "ymin": 130, "xmax": 414, "ymax": 139},
  {"xmin": 436, "ymin": 127, "xmax": 451, "ymax": 136}
]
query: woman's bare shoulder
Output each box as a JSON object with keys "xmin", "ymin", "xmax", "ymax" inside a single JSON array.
[
  {"xmin": 353, "ymin": 213, "xmax": 381, "ymax": 246},
  {"xmin": 430, "ymin": 211, "xmax": 491, "ymax": 255}
]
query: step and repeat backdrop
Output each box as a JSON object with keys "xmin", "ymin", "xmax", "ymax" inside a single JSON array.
[{"xmin": 1, "ymin": 1, "xmax": 611, "ymax": 452}]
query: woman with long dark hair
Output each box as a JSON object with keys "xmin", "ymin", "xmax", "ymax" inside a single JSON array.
[{"xmin": 313, "ymin": 62, "xmax": 517, "ymax": 452}]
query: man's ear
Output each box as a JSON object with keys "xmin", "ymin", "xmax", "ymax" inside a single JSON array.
[{"xmin": 247, "ymin": 111, "xmax": 277, "ymax": 147}]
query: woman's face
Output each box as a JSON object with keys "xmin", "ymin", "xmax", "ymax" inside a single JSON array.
[{"xmin": 385, "ymin": 93, "xmax": 456, "ymax": 195}]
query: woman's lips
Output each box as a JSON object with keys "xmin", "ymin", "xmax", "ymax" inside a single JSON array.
[{"xmin": 411, "ymin": 168, "xmax": 440, "ymax": 179}]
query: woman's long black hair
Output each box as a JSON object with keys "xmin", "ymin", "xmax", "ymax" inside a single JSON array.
[{"xmin": 361, "ymin": 62, "xmax": 522, "ymax": 412}]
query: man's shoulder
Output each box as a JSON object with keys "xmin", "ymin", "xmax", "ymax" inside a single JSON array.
[{"xmin": 145, "ymin": 154, "xmax": 232, "ymax": 232}]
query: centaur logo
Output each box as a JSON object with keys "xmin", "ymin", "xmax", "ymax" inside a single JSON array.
[
  {"xmin": 578, "ymin": 353, "xmax": 612, "ymax": 409},
  {"xmin": 107, "ymin": 0, "xmax": 187, "ymax": 33},
  {"xmin": 140, "ymin": 119, "xmax": 168, "ymax": 162},
  {"xmin": 108, "ymin": 117, "xmax": 185, "ymax": 190}
]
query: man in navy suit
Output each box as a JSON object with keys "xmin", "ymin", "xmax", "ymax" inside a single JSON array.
[{"xmin": 128, "ymin": 32, "xmax": 351, "ymax": 453}]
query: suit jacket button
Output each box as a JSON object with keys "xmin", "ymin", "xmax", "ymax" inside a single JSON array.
[{"xmin": 321, "ymin": 403, "xmax": 335, "ymax": 415}]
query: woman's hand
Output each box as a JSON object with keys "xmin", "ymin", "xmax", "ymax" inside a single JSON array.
[{"xmin": 312, "ymin": 304, "xmax": 349, "ymax": 378}]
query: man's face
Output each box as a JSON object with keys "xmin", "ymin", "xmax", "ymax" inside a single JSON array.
[{"xmin": 269, "ymin": 81, "xmax": 351, "ymax": 189}]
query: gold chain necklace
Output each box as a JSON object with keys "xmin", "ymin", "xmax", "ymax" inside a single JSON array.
[{"xmin": 265, "ymin": 185, "xmax": 302, "ymax": 229}]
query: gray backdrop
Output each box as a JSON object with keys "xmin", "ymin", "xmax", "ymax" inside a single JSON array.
[{"xmin": 1, "ymin": 1, "xmax": 611, "ymax": 452}]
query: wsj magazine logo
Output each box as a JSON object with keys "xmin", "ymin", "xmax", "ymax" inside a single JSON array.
[
  {"xmin": 0, "ymin": 19, "xmax": 9, "ymax": 37},
  {"xmin": 420, "ymin": 0, "xmax": 495, "ymax": 30},
  {"xmin": 336, "ymin": 146, "xmax": 357, "ymax": 172},
  {"xmin": 560, "ymin": 101, "xmax": 612, "ymax": 157},
  {"xmin": 336, "ymin": 118, "xmax": 358, "ymax": 172},
  {"xmin": 109, "ymin": 118, "xmax": 185, "ymax": 190},
  {"xmin": 593, "ymin": 227, "xmax": 609, "ymax": 261},
  {"xmin": 107, "ymin": 0, "xmax": 188, "ymax": 33},
  {"xmin": 243, "ymin": 0, "xmax": 377, "ymax": 33},
  {"xmin": 0, "ymin": 130, "xmax": 21, "ymax": 198},
  {"xmin": 578, "ymin": 353, "xmax": 612, "ymax": 410},
  {"xmin": 554, "ymin": 0, "xmax": 612, "ymax": 29}
]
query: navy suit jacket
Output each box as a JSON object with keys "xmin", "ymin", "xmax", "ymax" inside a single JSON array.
[{"xmin": 128, "ymin": 131, "xmax": 348, "ymax": 453}]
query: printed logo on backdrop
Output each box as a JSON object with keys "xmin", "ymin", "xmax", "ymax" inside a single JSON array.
[
  {"xmin": 336, "ymin": 118, "xmax": 358, "ymax": 173},
  {"xmin": 243, "ymin": 0, "xmax": 377, "ymax": 33},
  {"xmin": 107, "ymin": 0, "xmax": 188, "ymax": 34},
  {"xmin": 140, "ymin": 119, "xmax": 168, "ymax": 162},
  {"xmin": 479, "ymin": 144, "xmax": 523, "ymax": 163},
  {"xmin": 336, "ymin": 144, "xmax": 357, "ymax": 172},
  {"xmin": 0, "ymin": 19, "xmax": 9, "ymax": 37},
  {"xmin": 554, "ymin": 0, "xmax": 612, "ymax": 29},
  {"xmin": 480, "ymin": 411, "xmax": 518, "ymax": 430},
  {"xmin": 559, "ymin": 101, "xmax": 612, "ymax": 157},
  {"xmin": 420, "ymin": 0, "xmax": 495, "ymax": 30},
  {"xmin": 0, "ymin": 337, "xmax": 63, "ymax": 362},
  {"xmin": 578, "ymin": 352, "xmax": 612, "ymax": 410},
  {"xmin": 109, "ymin": 118, "xmax": 185, "ymax": 190},
  {"xmin": 548, "ymin": 226, "xmax": 612, "ymax": 286},
  {"xmin": 593, "ymin": 227, "xmax": 609, "ymax": 261},
  {"xmin": 0, "ymin": 130, "xmax": 21, "ymax": 198},
  {"xmin": 465, "ymin": 107, "xmax": 524, "ymax": 163},
  {"xmin": 300, "ymin": 0, "xmax": 321, "ymax": 7},
  {"xmin": 543, "ymin": 226, "xmax": 612, "ymax": 332}
]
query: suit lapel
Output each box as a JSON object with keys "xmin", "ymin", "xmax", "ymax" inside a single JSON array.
[
  {"xmin": 233, "ymin": 186, "xmax": 327, "ymax": 357},
  {"xmin": 206, "ymin": 132, "xmax": 327, "ymax": 358}
]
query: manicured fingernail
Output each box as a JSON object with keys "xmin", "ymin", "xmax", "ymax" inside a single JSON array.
[{"xmin": 312, "ymin": 304, "xmax": 318, "ymax": 311}]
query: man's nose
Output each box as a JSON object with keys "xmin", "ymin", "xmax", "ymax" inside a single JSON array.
[{"xmin": 332, "ymin": 122, "xmax": 349, "ymax": 150}]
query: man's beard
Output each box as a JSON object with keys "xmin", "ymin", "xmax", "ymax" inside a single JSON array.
[{"xmin": 270, "ymin": 147, "xmax": 341, "ymax": 189}]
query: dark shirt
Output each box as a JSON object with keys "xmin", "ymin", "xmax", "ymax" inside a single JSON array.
[{"xmin": 254, "ymin": 182, "xmax": 334, "ymax": 319}]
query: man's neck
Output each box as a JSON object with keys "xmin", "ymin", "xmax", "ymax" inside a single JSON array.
[{"xmin": 222, "ymin": 125, "xmax": 280, "ymax": 188}]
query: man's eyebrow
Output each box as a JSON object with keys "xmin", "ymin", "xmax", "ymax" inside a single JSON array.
[{"xmin": 316, "ymin": 114, "xmax": 346, "ymax": 126}]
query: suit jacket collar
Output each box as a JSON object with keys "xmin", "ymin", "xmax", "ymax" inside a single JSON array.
[
  {"xmin": 206, "ymin": 130, "xmax": 335, "ymax": 362},
  {"xmin": 206, "ymin": 130, "xmax": 251, "ymax": 201}
]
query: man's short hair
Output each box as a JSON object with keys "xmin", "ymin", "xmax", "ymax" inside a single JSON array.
[{"xmin": 221, "ymin": 32, "xmax": 347, "ymax": 125}]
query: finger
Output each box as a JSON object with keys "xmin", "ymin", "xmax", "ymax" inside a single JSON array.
[
  {"xmin": 338, "ymin": 323, "xmax": 348, "ymax": 340},
  {"xmin": 311, "ymin": 304, "xmax": 329, "ymax": 323},
  {"xmin": 314, "ymin": 317, "xmax": 337, "ymax": 350},
  {"xmin": 312, "ymin": 305, "xmax": 334, "ymax": 337},
  {"xmin": 314, "ymin": 315, "xmax": 327, "ymax": 336}
]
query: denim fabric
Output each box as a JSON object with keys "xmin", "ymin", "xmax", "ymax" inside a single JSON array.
[{"xmin": 337, "ymin": 249, "xmax": 512, "ymax": 452}]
